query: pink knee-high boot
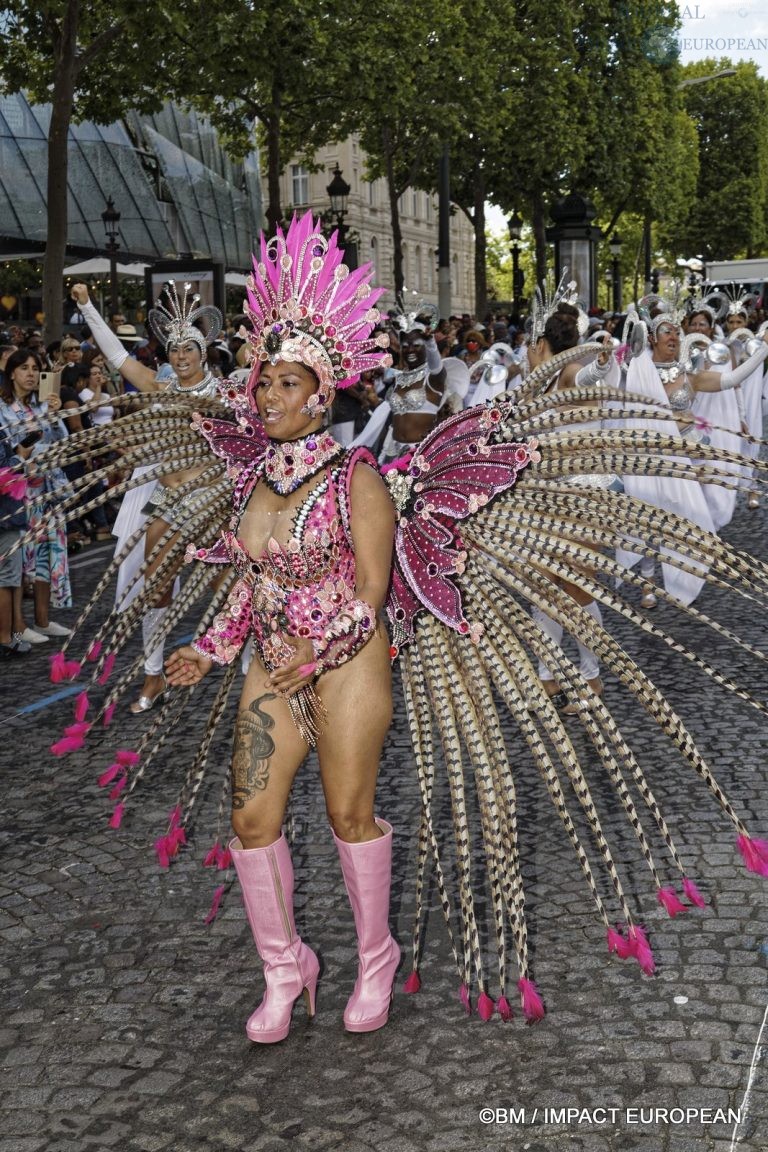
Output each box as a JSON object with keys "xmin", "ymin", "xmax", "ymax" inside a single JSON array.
[
  {"xmin": 332, "ymin": 818, "xmax": 401, "ymax": 1033},
  {"xmin": 230, "ymin": 833, "xmax": 320, "ymax": 1044}
]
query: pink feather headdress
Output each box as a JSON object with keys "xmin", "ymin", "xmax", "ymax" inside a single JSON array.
[{"xmin": 245, "ymin": 213, "xmax": 392, "ymax": 414}]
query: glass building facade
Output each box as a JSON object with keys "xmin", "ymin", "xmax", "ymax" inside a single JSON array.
[{"xmin": 0, "ymin": 94, "xmax": 263, "ymax": 269}]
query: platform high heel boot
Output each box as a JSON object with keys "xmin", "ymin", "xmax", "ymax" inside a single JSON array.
[
  {"xmin": 332, "ymin": 818, "xmax": 401, "ymax": 1033},
  {"xmin": 230, "ymin": 833, "xmax": 320, "ymax": 1043}
]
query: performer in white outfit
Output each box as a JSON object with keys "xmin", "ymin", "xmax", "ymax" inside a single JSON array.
[
  {"xmin": 618, "ymin": 294, "xmax": 768, "ymax": 606},
  {"xmin": 724, "ymin": 293, "xmax": 765, "ymax": 509},
  {"xmin": 70, "ymin": 281, "xmax": 222, "ymax": 712}
]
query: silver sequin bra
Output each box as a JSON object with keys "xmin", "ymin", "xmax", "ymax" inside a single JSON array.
[
  {"xmin": 167, "ymin": 370, "xmax": 219, "ymax": 399},
  {"xmin": 666, "ymin": 379, "xmax": 695, "ymax": 411}
]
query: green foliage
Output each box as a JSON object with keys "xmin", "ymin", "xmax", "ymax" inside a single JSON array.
[
  {"xmin": 667, "ymin": 59, "xmax": 768, "ymax": 260},
  {"xmin": 0, "ymin": 1, "xmax": 183, "ymax": 121}
]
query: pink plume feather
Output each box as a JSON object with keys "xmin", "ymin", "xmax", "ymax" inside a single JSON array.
[
  {"xmin": 108, "ymin": 802, "xmax": 125, "ymax": 829},
  {"xmin": 86, "ymin": 640, "xmax": 103, "ymax": 661},
  {"xmin": 50, "ymin": 734, "xmax": 85, "ymax": 756},
  {"xmin": 116, "ymin": 750, "xmax": 140, "ymax": 766},
  {"xmin": 497, "ymin": 996, "xmax": 513, "ymax": 1022},
  {"xmin": 403, "ymin": 971, "xmax": 421, "ymax": 994},
  {"xmin": 459, "ymin": 984, "xmax": 471, "ymax": 1015},
  {"xmin": 49, "ymin": 651, "xmax": 67, "ymax": 683},
  {"xmin": 607, "ymin": 926, "xmax": 631, "ymax": 958},
  {"xmin": 108, "ymin": 775, "xmax": 128, "ymax": 801},
  {"xmin": 477, "ymin": 992, "xmax": 495, "ymax": 1021},
  {"xmin": 628, "ymin": 926, "xmax": 655, "ymax": 975},
  {"xmin": 97, "ymin": 652, "xmax": 116, "ymax": 685},
  {"xmin": 204, "ymin": 884, "xmax": 226, "ymax": 925},
  {"xmin": 74, "ymin": 691, "xmax": 90, "ymax": 722},
  {"xmin": 98, "ymin": 763, "xmax": 121, "ymax": 788},
  {"xmin": 657, "ymin": 886, "xmax": 687, "ymax": 918},
  {"xmin": 518, "ymin": 977, "xmax": 545, "ymax": 1023},
  {"xmin": 203, "ymin": 845, "xmax": 220, "ymax": 867},
  {"xmin": 102, "ymin": 703, "xmax": 116, "ymax": 727},
  {"xmin": 682, "ymin": 877, "xmax": 707, "ymax": 908},
  {"xmin": 737, "ymin": 835, "xmax": 768, "ymax": 877}
]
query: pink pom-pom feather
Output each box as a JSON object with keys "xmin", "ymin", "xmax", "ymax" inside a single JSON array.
[
  {"xmin": 49, "ymin": 651, "xmax": 67, "ymax": 683},
  {"xmin": 97, "ymin": 763, "xmax": 121, "ymax": 788},
  {"xmin": 607, "ymin": 926, "xmax": 630, "ymax": 957},
  {"xmin": 204, "ymin": 884, "xmax": 226, "ymax": 925},
  {"xmin": 74, "ymin": 691, "xmax": 90, "ymax": 722},
  {"xmin": 403, "ymin": 970, "xmax": 421, "ymax": 994},
  {"xmin": 682, "ymin": 877, "xmax": 707, "ymax": 908},
  {"xmin": 116, "ymin": 749, "xmax": 140, "ymax": 766},
  {"xmin": 628, "ymin": 925, "xmax": 655, "ymax": 975},
  {"xmin": 203, "ymin": 845, "xmax": 220, "ymax": 867},
  {"xmin": 217, "ymin": 846, "xmax": 232, "ymax": 870},
  {"xmin": 497, "ymin": 995, "xmax": 513, "ymax": 1022},
  {"xmin": 155, "ymin": 835, "xmax": 170, "ymax": 869},
  {"xmin": 50, "ymin": 734, "xmax": 85, "ymax": 756},
  {"xmin": 737, "ymin": 835, "xmax": 768, "ymax": 877},
  {"xmin": 459, "ymin": 984, "xmax": 471, "ymax": 1015},
  {"xmin": 63, "ymin": 660, "xmax": 81, "ymax": 680},
  {"xmin": 97, "ymin": 652, "xmax": 116, "ymax": 685},
  {"xmin": 64, "ymin": 721, "xmax": 90, "ymax": 738},
  {"xmin": 108, "ymin": 802, "xmax": 125, "ymax": 829},
  {"xmin": 86, "ymin": 640, "xmax": 103, "ymax": 661},
  {"xmin": 657, "ymin": 886, "xmax": 687, "ymax": 918},
  {"xmin": 108, "ymin": 775, "xmax": 127, "ymax": 801},
  {"xmin": 518, "ymin": 977, "xmax": 545, "ymax": 1023},
  {"xmin": 102, "ymin": 703, "xmax": 116, "ymax": 727},
  {"xmin": 477, "ymin": 991, "xmax": 494, "ymax": 1021}
]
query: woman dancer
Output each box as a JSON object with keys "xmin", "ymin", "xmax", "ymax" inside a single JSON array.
[
  {"xmin": 166, "ymin": 217, "xmax": 400, "ymax": 1043},
  {"xmin": 69, "ymin": 282, "xmax": 222, "ymax": 712},
  {"xmin": 618, "ymin": 298, "xmax": 768, "ymax": 606}
]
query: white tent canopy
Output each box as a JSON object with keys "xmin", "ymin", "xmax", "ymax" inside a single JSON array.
[{"xmin": 63, "ymin": 259, "xmax": 148, "ymax": 278}]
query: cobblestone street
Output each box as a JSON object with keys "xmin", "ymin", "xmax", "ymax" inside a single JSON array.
[{"xmin": 2, "ymin": 497, "xmax": 767, "ymax": 1152}]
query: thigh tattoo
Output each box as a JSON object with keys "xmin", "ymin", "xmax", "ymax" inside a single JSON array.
[{"xmin": 231, "ymin": 693, "xmax": 277, "ymax": 809}]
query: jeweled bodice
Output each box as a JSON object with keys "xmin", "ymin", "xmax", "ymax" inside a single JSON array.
[{"xmin": 666, "ymin": 378, "xmax": 695, "ymax": 411}]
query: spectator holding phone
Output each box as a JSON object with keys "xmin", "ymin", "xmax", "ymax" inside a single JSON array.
[{"xmin": 0, "ymin": 350, "xmax": 73, "ymax": 642}]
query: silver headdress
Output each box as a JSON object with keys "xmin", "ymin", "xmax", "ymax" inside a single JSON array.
[
  {"xmin": 529, "ymin": 269, "xmax": 588, "ymax": 345},
  {"xmin": 148, "ymin": 281, "xmax": 223, "ymax": 355},
  {"xmin": 391, "ymin": 295, "xmax": 439, "ymax": 334},
  {"xmin": 685, "ymin": 284, "xmax": 722, "ymax": 327},
  {"xmin": 638, "ymin": 282, "xmax": 686, "ymax": 336},
  {"xmin": 720, "ymin": 283, "xmax": 758, "ymax": 320}
]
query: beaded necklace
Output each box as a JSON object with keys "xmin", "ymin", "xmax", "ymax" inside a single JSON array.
[{"xmin": 263, "ymin": 429, "xmax": 342, "ymax": 496}]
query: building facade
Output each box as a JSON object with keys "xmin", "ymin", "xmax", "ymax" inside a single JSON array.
[{"xmin": 279, "ymin": 136, "xmax": 476, "ymax": 316}]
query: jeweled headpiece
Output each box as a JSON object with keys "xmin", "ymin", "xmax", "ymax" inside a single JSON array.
[
  {"xmin": 639, "ymin": 282, "xmax": 686, "ymax": 336},
  {"xmin": 391, "ymin": 296, "xmax": 439, "ymax": 334},
  {"xmin": 716, "ymin": 283, "xmax": 757, "ymax": 320},
  {"xmin": 245, "ymin": 213, "xmax": 391, "ymax": 415},
  {"xmin": 148, "ymin": 281, "xmax": 223, "ymax": 355},
  {"xmin": 529, "ymin": 269, "xmax": 589, "ymax": 345}
]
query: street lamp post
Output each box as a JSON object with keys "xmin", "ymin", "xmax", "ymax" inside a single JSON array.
[
  {"xmin": 507, "ymin": 211, "xmax": 523, "ymax": 317},
  {"xmin": 609, "ymin": 232, "xmax": 623, "ymax": 312},
  {"xmin": 101, "ymin": 197, "xmax": 121, "ymax": 317},
  {"xmin": 326, "ymin": 164, "xmax": 351, "ymax": 247}
]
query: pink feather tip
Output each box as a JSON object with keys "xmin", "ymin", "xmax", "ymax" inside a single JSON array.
[
  {"xmin": 657, "ymin": 886, "xmax": 687, "ymax": 918},
  {"xmin": 63, "ymin": 660, "xmax": 82, "ymax": 680},
  {"xmin": 64, "ymin": 721, "xmax": 90, "ymax": 738},
  {"xmin": 50, "ymin": 734, "xmax": 85, "ymax": 756},
  {"xmin": 97, "ymin": 763, "xmax": 121, "ymax": 788},
  {"xmin": 86, "ymin": 640, "xmax": 103, "ymax": 661},
  {"xmin": 74, "ymin": 691, "xmax": 90, "ymax": 722},
  {"xmin": 477, "ymin": 991, "xmax": 494, "ymax": 1021},
  {"xmin": 108, "ymin": 802, "xmax": 125, "ymax": 829},
  {"xmin": 217, "ymin": 847, "xmax": 231, "ymax": 870},
  {"xmin": 108, "ymin": 776, "xmax": 127, "ymax": 801},
  {"xmin": 628, "ymin": 925, "xmax": 655, "ymax": 975},
  {"xmin": 203, "ymin": 844, "xmax": 220, "ymax": 868},
  {"xmin": 204, "ymin": 884, "xmax": 226, "ymax": 925},
  {"xmin": 737, "ymin": 834, "xmax": 768, "ymax": 877},
  {"xmin": 102, "ymin": 703, "xmax": 116, "ymax": 727},
  {"xmin": 49, "ymin": 651, "xmax": 67, "ymax": 683},
  {"xmin": 155, "ymin": 836, "xmax": 171, "ymax": 869},
  {"xmin": 682, "ymin": 877, "xmax": 707, "ymax": 908},
  {"xmin": 97, "ymin": 652, "xmax": 116, "ymax": 685},
  {"xmin": 497, "ymin": 996, "xmax": 513, "ymax": 1022},
  {"xmin": 403, "ymin": 970, "xmax": 421, "ymax": 994},
  {"xmin": 607, "ymin": 926, "xmax": 631, "ymax": 958},
  {"xmin": 517, "ymin": 977, "xmax": 545, "ymax": 1023},
  {"xmin": 459, "ymin": 984, "xmax": 471, "ymax": 1015},
  {"xmin": 116, "ymin": 749, "xmax": 140, "ymax": 766}
]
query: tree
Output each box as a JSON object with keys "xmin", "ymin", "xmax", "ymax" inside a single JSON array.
[
  {"xmin": 669, "ymin": 59, "xmax": 768, "ymax": 261},
  {"xmin": 181, "ymin": 1, "xmax": 367, "ymax": 237},
  {"xmin": 0, "ymin": 2, "xmax": 193, "ymax": 341}
]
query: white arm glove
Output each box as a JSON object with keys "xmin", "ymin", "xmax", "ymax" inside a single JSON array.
[
  {"xmin": 718, "ymin": 342, "xmax": 768, "ymax": 390},
  {"xmin": 735, "ymin": 386, "xmax": 746, "ymax": 422},
  {"xmin": 79, "ymin": 300, "xmax": 129, "ymax": 371},
  {"xmin": 574, "ymin": 355, "xmax": 612, "ymax": 388},
  {"xmin": 425, "ymin": 336, "xmax": 443, "ymax": 375}
]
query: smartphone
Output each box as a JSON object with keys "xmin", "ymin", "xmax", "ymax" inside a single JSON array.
[
  {"xmin": 39, "ymin": 371, "xmax": 61, "ymax": 401},
  {"xmin": 19, "ymin": 431, "xmax": 42, "ymax": 449}
]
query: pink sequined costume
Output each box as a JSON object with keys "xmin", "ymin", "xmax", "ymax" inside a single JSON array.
[{"xmin": 190, "ymin": 437, "xmax": 377, "ymax": 738}]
